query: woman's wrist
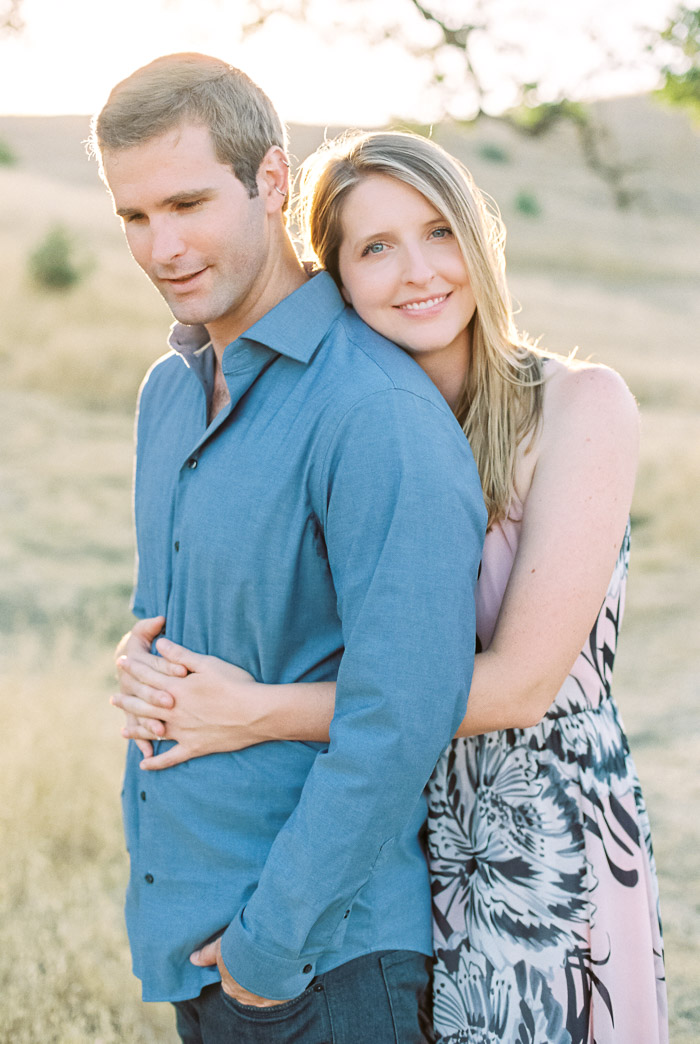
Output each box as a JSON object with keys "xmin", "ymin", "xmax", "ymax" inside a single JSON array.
[{"xmin": 258, "ymin": 682, "xmax": 335, "ymax": 744}]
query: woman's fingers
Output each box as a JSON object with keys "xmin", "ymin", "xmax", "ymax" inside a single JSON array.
[
  {"xmin": 116, "ymin": 659, "xmax": 176, "ymax": 708},
  {"xmin": 155, "ymin": 637, "xmax": 202, "ymax": 673},
  {"xmin": 120, "ymin": 713, "xmax": 165, "ymax": 738},
  {"xmin": 139, "ymin": 743, "xmax": 192, "ymax": 771},
  {"xmin": 116, "ymin": 652, "xmax": 183, "ymax": 687},
  {"xmin": 112, "ymin": 689, "xmax": 170, "ymax": 723},
  {"xmin": 122, "ymin": 714, "xmax": 156, "ymax": 756}
]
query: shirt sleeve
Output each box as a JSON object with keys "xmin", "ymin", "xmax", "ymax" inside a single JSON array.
[{"xmin": 220, "ymin": 388, "xmax": 486, "ymax": 998}]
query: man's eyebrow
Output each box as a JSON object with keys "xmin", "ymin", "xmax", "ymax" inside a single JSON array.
[
  {"xmin": 115, "ymin": 205, "xmax": 143, "ymax": 219},
  {"xmin": 115, "ymin": 189, "xmax": 217, "ymax": 218},
  {"xmin": 162, "ymin": 188, "xmax": 217, "ymax": 206}
]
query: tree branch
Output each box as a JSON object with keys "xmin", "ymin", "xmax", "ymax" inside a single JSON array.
[{"xmin": 1, "ymin": 0, "xmax": 23, "ymax": 33}]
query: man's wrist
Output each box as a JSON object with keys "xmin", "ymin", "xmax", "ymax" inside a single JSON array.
[{"xmin": 221, "ymin": 909, "xmax": 317, "ymax": 1000}]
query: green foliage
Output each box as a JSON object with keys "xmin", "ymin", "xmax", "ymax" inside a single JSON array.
[
  {"xmin": 28, "ymin": 223, "xmax": 90, "ymax": 291},
  {"xmin": 478, "ymin": 142, "xmax": 509, "ymax": 164},
  {"xmin": 657, "ymin": 66, "xmax": 700, "ymax": 118},
  {"xmin": 508, "ymin": 97, "xmax": 588, "ymax": 136},
  {"xmin": 656, "ymin": 4, "xmax": 700, "ymax": 119},
  {"xmin": 513, "ymin": 190, "xmax": 541, "ymax": 217},
  {"xmin": 0, "ymin": 136, "xmax": 17, "ymax": 165}
]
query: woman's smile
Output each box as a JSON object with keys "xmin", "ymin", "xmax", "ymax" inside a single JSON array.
[{"xmin": 337, "ymin": 175, "xmax": 475, "ymax": 388}]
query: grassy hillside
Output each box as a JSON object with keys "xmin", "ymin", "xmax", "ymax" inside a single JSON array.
[{"xmin": 0, "ymin": 98, "xmax": 698, "ymax": 1041}]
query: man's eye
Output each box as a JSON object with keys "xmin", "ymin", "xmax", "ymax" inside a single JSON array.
[{"xmin": 177, "ymin": 200, "xmax": 203, "ymax": 211}]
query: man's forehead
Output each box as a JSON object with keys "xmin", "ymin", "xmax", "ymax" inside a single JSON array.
[
  {"xmin": 102, "ymin": 123, "xmax": 239, "ymax": 200},
  {"xmin": 103, "ymin": 121, "xmax": 218, "ymax": 168}
]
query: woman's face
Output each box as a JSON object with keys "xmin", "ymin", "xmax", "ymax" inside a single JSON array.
[{"xmin": 337, "ymin": 174, "xmax": 476, "ymax": 384}]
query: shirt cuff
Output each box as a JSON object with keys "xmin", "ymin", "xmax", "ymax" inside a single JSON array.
[{"xmin": 220, "ymin": 909, "xmax": 317, "ymax": 1001}]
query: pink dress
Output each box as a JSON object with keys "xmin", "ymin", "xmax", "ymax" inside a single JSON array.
[{"xmin": 427, "ymin": 502, "xmax": 668, "ymax": 1043}]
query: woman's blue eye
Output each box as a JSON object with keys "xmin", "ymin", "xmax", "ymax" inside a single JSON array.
[
  {"xmin": 431, "ymin": 227, "xmax": 452, "ymax": 239},
  {"xmin": 362, "ymin": 242, "xmax": 385, "ymax": 256}
]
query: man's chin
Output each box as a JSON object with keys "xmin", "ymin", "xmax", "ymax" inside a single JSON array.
[{"xmin": 160, "ymin": 294, "xmax": 210, "ymax": 328}]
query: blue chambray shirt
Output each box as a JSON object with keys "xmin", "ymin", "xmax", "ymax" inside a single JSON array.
[{"xmin": 123, "ymin": 272, "xmax": 486, "ymax": 1002}]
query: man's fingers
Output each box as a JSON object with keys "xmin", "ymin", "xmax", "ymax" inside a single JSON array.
[{"xmin": 190, "ymin": 939, "xmax": 220, "ymax": 966}]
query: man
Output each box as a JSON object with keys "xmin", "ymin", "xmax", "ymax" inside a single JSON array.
[{"xmin": 93, "ymin": 53, "xmax": 485, "ymax": 1043}]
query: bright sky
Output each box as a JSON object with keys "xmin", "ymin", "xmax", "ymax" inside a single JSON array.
[{"xmin": 0, "ymin": 0, "xmax": 679, "ymax": 124}]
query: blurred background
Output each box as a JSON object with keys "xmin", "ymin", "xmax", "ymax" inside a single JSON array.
[{"xmin": 0, "ymin": 1, "xmax": 698, "ymax": 1040}]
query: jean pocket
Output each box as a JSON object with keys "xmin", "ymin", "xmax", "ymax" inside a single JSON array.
[
  {"xmin": 379, "ymin": 952, "xmax": 431, "ymax": 1044},
  {"xmin": 217, "ymin": 982, "xmax": 332, "ymax": 1043}
]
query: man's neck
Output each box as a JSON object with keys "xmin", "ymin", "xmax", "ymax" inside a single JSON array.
[{"xmin": 207, "ymin": 239, "xmax": 308, "ymax": 362}]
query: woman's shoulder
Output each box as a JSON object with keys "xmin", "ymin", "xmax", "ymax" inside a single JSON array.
[
  {"xmin": 540, "ymin": 353, "xmax": 639, "ymax": 431},
  {"xmin": 514, "ymin": 353, "xmax": 639, "ymax": 504}
]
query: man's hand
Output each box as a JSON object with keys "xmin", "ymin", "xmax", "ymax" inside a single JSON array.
[{"xmin": 190, "ymin": 938, "xmax": 292, "ymax": 1008}]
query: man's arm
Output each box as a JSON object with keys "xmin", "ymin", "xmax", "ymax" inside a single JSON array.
[{"xmin": 220, "ymin": 388, "xmax": 486, "ymax": 999}]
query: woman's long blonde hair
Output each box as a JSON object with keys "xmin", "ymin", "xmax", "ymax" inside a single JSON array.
[{"xmin": 296, "ymin": 130, "xmax": 544, "ymax": 527}]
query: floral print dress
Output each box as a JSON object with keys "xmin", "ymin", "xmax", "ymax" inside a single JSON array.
[{"xmin": 427, "ymin": 505, "xmax": 668, "ymax": 1044}]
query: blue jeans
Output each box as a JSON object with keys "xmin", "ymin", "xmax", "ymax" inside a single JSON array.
[{"xmin": 173, "ymin": 950, "xmax": 430, "ymax": 1043}]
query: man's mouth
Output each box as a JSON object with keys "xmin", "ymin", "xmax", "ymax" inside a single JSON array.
[{"xmin": 160, "ymin": 268, "xmax": 207, "ymax": 286}]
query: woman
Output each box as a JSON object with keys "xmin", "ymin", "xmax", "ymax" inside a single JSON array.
[{"xmin": 114, "ymin": 131, "xmax": 667, "ymax": 1043}]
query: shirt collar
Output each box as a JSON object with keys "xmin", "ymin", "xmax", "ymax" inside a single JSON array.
[{"xmin": 167, "ymin": 271, "xmax": 346, "ymax": 366}]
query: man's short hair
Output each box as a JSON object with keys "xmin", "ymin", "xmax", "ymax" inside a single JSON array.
[{"xmin": 89, "ymin": 52, "xmax": 287, "ymax": 198}]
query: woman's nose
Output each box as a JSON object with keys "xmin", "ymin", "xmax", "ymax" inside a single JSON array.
[{"xmin": 401, "ymin": 244, "xmax": 434, "ymax": 285}]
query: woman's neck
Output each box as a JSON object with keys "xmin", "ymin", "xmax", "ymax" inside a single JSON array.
[{"xmin": 414, "ymin": 336, "xmax": 471, "ymax": 412}]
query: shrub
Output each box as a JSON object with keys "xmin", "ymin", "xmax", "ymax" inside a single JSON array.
[
  {"xmin": 0, "ymin": 137, "xmax": 17, "ymax": 166},
  {"xmin": 478, "ymin": 142, "xmax": 509, "ymax": 164},
  {"xmin": 514, "ymin": 190, "xmax": 542, "ymax": 217},
  {"xmin": 28, "ymin": 224, "xmax": 90, "ymax": 290}
]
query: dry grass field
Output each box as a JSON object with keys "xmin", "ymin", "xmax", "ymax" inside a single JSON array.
[{"xmin": 0, "ymin": 98, "xmax": 698, "ymax": 1042}]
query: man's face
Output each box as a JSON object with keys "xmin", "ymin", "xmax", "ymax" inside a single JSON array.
[{"xmin": 103, "ymin": 123, "xmax": 269, "ymax": 345}]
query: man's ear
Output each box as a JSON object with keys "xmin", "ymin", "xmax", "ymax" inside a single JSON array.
[{"xmin": 257, "ymin": 146, "xmax": 290, "ymax": 213}]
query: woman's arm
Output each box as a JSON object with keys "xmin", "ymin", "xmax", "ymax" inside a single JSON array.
[
  {"xmin": 113, "ymin": 633, "xmax": 335, "ymax": 770},
  {"xmin": 459, "ymin": 362, "xmax": 640, "ymax": 733},
  {"xmin": 114, "ymin": 361, "xmax": 639, "ymax": 765}
]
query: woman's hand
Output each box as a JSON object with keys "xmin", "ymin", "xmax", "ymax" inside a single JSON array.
[
  {"xmin": 114, "ymin": 634, "xmax": 271, "ymax": 770},
  {"xmin": 113, "ymin": 616, "xmax": 187, "ymax": 757}
]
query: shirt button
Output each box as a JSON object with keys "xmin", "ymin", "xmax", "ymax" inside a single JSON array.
[
  {"xmin": 140, "ymin": 791, "xmax": 146, "ymax": 801},
  {"xmin": 187, "ymin": 458, "xmax": 198, "ymax": 469},
  {"xmin": 144, "ymin": 873, "xmax": 154, "ymax": 884},
  {"xmin": 303, "ymin": 964, "xmax": 312, "ymax": 975},
  {"xmin": 343, "ymin": 910, "xmax": 349, "ymax": 919},
  {"xmin": 174, "ymin": 541, "xmax": 180, "ymax": 552}
]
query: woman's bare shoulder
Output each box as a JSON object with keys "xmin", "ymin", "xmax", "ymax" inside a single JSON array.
[
  {"xmin": 540, "ymin": 353, "xmax": 639, "ymax": 432},
  {"xmin": 514, "ymin": 353, "xmax": 639, "ymax": 504}
]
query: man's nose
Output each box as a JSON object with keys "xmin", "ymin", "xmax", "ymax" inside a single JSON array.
[{"xmin": 150, "ymin": 219, "xmax": 186, "ymax": 266}]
